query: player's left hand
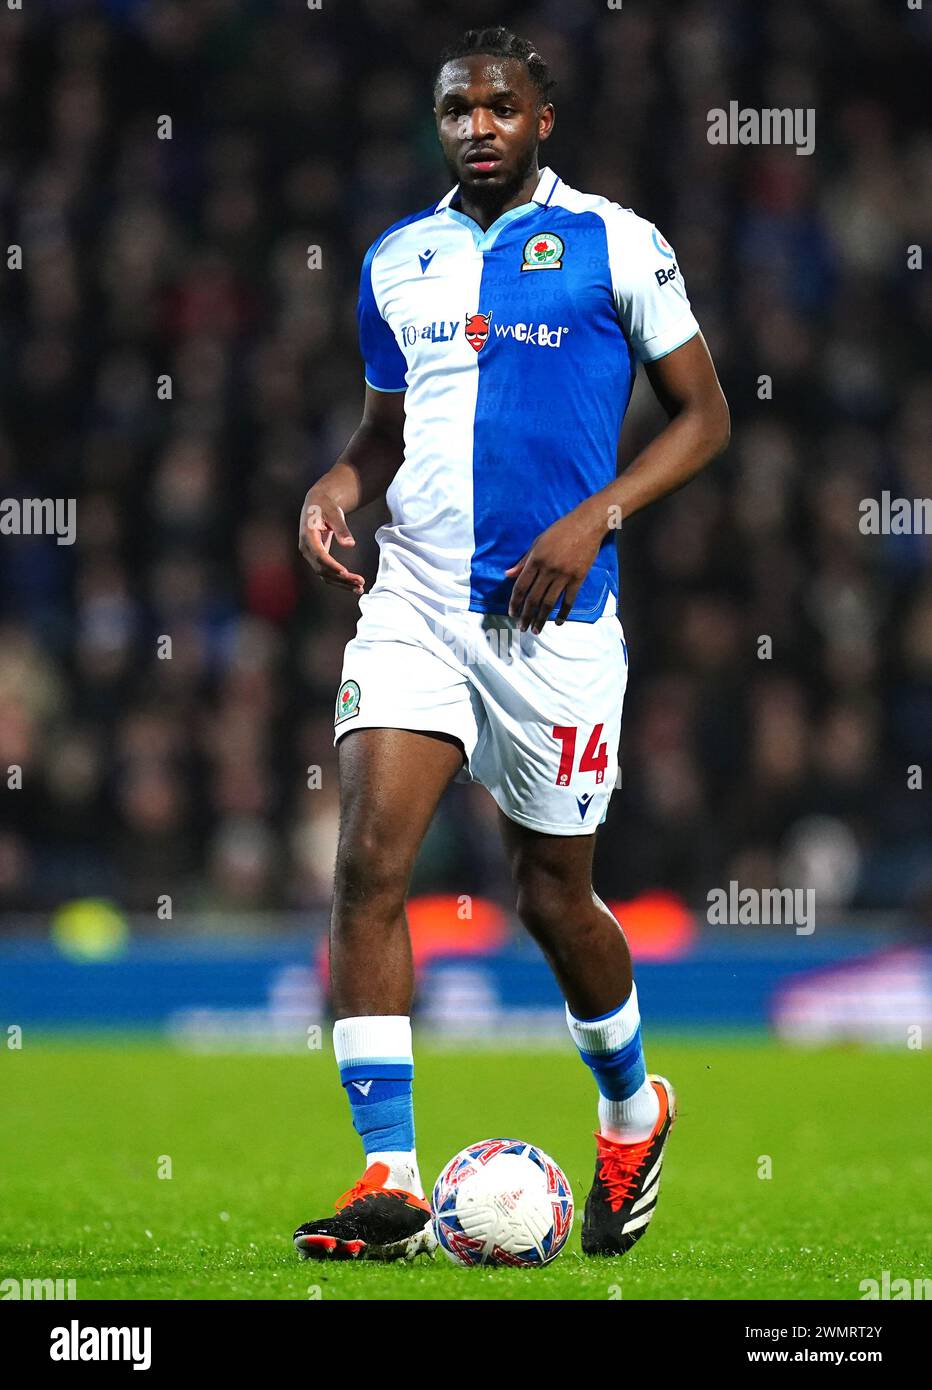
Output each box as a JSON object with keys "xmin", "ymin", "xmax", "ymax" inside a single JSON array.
[{"xmin": 505, "ymin": 507, "xmax": 605, "ymax": 633}]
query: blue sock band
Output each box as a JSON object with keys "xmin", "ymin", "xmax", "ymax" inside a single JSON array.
[
  {"xmin": 576, "ymin": 1023, "xmax": 647, "ymax": 1101},
  {"xmin": 339, "ymin": 1062, "xmax": 414, "ymax": 1153}
]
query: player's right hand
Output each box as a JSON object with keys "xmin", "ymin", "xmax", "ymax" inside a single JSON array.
[{"xmin": 298, "ymin": 488, "xmax": 365, "ymax": 594}]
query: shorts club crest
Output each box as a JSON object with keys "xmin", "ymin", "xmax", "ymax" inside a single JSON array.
[{"xmin": 335, "ymin": 679, "xmax": 361, "ymax": 723}]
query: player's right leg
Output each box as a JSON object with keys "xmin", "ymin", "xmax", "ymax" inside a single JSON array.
[
  {"xmin": 469, "ymin": 604, "xmax": 676, "ymax": 1256},
  {"xmin": 293, "ymin": 724, "xmax": 466, "ymax": 1261}
]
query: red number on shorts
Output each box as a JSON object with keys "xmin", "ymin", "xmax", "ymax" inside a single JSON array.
[
  {"xmin": 551, "ymin": 724, "xmax": 608, "ymax": 786},
  {"xmin": 552, "ymin": 726, "xmax": 576, "ymax": 786},
  {"xmin": 579, "ymin": 723, "xmax": 608, "ymax": 785}
]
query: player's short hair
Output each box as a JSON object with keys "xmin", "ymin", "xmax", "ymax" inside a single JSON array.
[{"xmin": 434, "ymin": 26, "xmax": 555, "ymax": 105}]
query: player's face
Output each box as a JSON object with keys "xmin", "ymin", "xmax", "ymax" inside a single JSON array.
[{"xmin": 434, "ymin": 56, "xmax": 554, "ymax": 200}]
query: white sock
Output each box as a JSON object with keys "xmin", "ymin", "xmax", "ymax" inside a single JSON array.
[
  {"xmin": 566, "ymin": 985, "xmax": 660, "ymax": 1143},
  {"xmin": 598, "ymin": 1079, "xmax": 659, "ymax": 1144},
  {"xmin": 367, "ymin": 1150, "xmax": 423, "ymax": 1198}
]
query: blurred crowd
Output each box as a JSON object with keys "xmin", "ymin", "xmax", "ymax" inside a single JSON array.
[{"xmin": 0, "ymin": 0, "xmax": 930, "ymax": 924}]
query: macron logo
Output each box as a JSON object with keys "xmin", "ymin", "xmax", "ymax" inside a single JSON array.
[
  {"xmin": 351, "ymin": 1080, "xmax": 374, "ymax": 1097},
  {"xmin": 577, "ymin": 793, "xmax": 594, "ymax": 821},
  {"xmin": 418, "ymin": 249, "xmax": 437, "ymax": 274}
]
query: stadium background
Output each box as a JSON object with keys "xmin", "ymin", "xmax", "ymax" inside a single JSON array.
[
  {"xmin": 0, "ymin": 0, "xmax": 930, "ymax": 1042},
  {"xmin": 1, "ymin": 0, "xmax": 931, "ymax": 1307}
]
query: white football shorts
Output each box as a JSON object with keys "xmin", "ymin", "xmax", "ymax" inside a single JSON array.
[{"xmin": 332, "ymin": 586, "xmax": 629, "ymax": 836}]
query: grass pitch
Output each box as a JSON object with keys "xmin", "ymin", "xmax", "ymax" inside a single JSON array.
[{"xmin": 1, "ymin": 1037, "xmax": 929, "ymax": 1301}]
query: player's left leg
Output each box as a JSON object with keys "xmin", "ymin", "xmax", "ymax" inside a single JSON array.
[{"xmin": 499, "ymin": 816, "xmax": 676, "ymax": 1257}]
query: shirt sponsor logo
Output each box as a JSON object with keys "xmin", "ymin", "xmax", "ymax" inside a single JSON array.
[
  {"xmin": 465, "ymin": 311, "xmax": 493, "ymax": 352},
  {"xmin": 400, "ymin": 320, "xmax": 461, "ymax": 347},
  {"xmin": 493, "ymin": 320, "xmax": 569, "ymax": 347},
  {"xmin": 399, "ymin": 311, "xmax": 569, "ymax": 353}
]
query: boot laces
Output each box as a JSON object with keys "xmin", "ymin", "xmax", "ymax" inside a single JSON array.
[
  {"xmin": 596, "ymin": 1135, "xmax": 653, "ymax": 1212},
  {"xmin": 335, "ymin": 1162, "xmax": 390, "ymax": 1211}
]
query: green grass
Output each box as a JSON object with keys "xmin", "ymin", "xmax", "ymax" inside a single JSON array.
[{"xmin": 1, "ymin": 1037, "xmax": 929, "ymax": 1300}]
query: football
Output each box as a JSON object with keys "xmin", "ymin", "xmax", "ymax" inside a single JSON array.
[{"xmin": 431, "ymin": 1138, "xmax": 574, "ymax": 1267}]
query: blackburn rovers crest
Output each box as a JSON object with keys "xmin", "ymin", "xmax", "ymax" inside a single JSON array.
[
  {"xmin": 335, "ymin": 679, "xmax": 360, "ymax": 723},
  {"xmin": 522, "ymin": 231, "xmax": 564, "ymax": 270}
]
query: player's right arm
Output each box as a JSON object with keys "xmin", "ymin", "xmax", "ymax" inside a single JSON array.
[
  {"xmin": 297, "ymin": 386, "xmax": 406, "ymax": 594},
  {"xmin": 299, "ymin": 230, "xmax": 409, "ymax": 593}
]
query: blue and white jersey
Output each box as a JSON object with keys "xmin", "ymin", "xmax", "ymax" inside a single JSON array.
[{"xmin": 357, "ymin": 167, "xmax": 699, "ymax": 624}]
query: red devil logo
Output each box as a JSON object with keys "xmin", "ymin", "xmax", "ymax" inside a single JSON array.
[{"xmin": 465, "ymin": 311, "xmax": 492, "ymax": 352}]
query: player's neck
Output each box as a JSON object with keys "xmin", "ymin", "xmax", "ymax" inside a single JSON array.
[{"xmin": 455, "ymin": 164, "xmax": 542, "ymax": 233}]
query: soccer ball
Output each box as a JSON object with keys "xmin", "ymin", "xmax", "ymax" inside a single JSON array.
[{"xmin": 431, "ymin": 1138, "xmax": 573, "ymax": 1267}]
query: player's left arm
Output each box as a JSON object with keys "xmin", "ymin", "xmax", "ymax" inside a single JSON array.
[
  {"xmin": 507, "ymin": 217, "xmax": 729, "ymax": 633},
  {"xmin": 596, "ymin": 328, "xmax": 730, "ymax": 525}
]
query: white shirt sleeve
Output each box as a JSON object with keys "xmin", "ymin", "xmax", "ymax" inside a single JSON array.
[{"xmin": 602, "ymin": 207, "xmax": 700, "ymax": 362}]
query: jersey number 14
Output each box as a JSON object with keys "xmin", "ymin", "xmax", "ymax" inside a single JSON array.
[{"xmin": 552, "ymin": 724, "xmax": 608, "ymax": 786}]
